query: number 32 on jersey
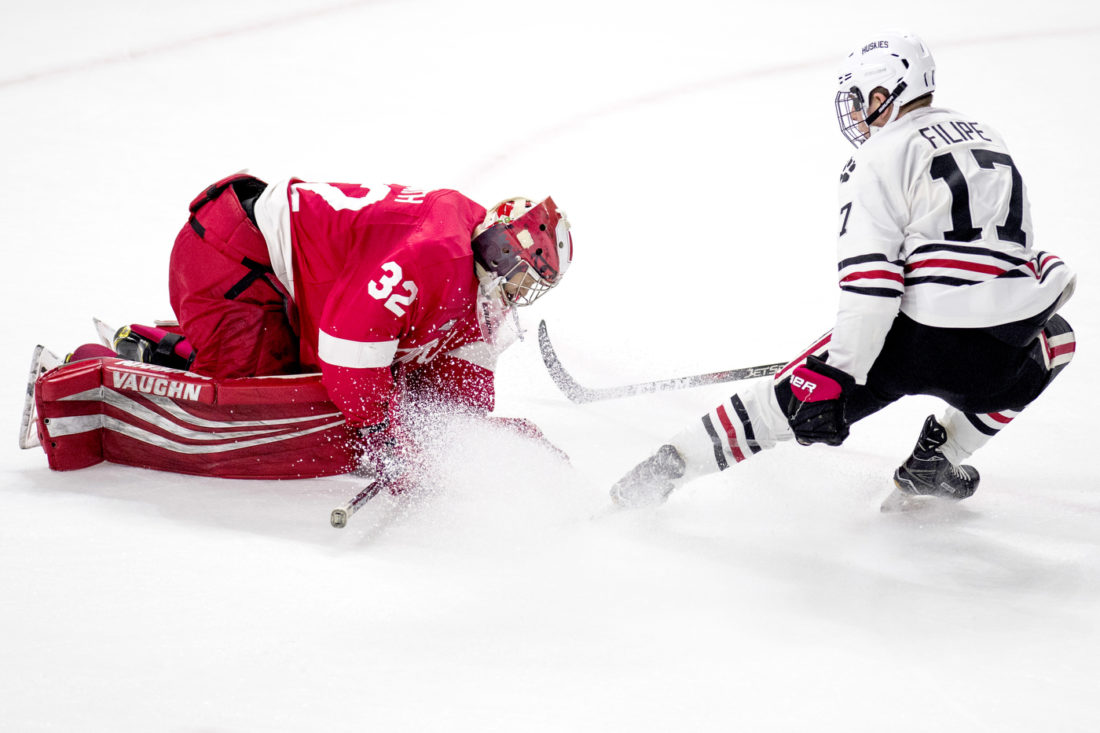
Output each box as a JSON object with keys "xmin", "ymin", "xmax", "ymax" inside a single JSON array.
[{"xmin": 368, "ymin": 261, "xmax": 418, "ymax": 316}]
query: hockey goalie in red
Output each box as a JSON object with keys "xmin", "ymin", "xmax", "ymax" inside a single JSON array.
[{"xmin": 27, "ymin": 174, "xmax": 573, "ymax": 483}]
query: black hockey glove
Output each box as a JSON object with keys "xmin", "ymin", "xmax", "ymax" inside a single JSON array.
[{"xmin": 786, "ymin": 355, "xmax": 856, "ymax": 447}]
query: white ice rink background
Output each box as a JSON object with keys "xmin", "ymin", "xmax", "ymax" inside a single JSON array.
[{"xmin": 1, "ymin": 1, "xmax": 1099, "ymax": 730}]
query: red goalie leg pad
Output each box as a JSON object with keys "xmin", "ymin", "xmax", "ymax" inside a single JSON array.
[
  {"xmin": 34, "ymin": 358, "xmax": 360, "ymax": 479},
  {"xmin": 67, "ymin": 344, "xmax": 117, "ymax": 362}
]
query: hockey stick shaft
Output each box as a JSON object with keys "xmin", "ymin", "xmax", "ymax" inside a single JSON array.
[
  {"xmin": 538, "ymin": 320, "xmax": 787, "ymax": 404},
  {"xmin": 330, "ymin": 480, "xmax": 384, "ymax": 528}
]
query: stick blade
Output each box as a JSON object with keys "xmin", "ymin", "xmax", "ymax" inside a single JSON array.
[{"xmin": 537, "ymin": 320, "xmax": 590, "ymax": 403}]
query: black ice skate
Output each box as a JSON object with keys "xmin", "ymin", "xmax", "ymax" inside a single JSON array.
[
  {"xmin": 881, "ymin": 415, "xmax": 980, "ymax": 512},
  {"xmin": 610, "ymin": 444, "xmax": 687, "ymax": 508}
]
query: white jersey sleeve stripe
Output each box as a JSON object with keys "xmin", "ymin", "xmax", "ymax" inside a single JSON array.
[{"xmin": 317, "ymin": 330, "xmax": 398, "ymax": 369}]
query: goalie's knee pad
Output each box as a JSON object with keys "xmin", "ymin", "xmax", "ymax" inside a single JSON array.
[
  {"xmin": 113, "ymin": 324, "xmax": 196, "ymax": 371},
  {"xmin": 65, "ymin": 343, "xmax": 117, "ymax": 363}
]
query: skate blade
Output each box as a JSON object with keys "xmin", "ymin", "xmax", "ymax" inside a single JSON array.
[
  {"xmin": 879, "ymin": 488, "xmax": 933, "ymax": 513},
  {"xmin": 19, "ymin": 345, "xmax": 60, "ymax": 449},
  {"xmin": 92, "ymin": 317, "xmax": 117, "ymax": 347}
]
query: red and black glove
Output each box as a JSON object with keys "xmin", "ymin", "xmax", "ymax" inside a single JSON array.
[{"xmin": 786, "ymin": 355, "xmax": 856, "ymax": 447}]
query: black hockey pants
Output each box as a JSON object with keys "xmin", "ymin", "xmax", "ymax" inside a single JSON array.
[{"xmin": 775, "ymin": 312, "xmax": 1075, "ymax": 425}]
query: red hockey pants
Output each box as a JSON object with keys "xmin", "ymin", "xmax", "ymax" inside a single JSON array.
[{"xmin": 168, "ymin": 175, "xmax": 300, "ymax": 378}]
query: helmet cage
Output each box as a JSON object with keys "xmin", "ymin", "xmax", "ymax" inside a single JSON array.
[
  {"xmin": 472, "ymin": 196, "xmax": 572, "ymax": 307},
  {"xmin": 835, "ymin": 80, "xmax": 907, "ymax": 147}
]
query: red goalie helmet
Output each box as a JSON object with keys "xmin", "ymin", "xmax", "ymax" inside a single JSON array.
[{"xmin": 472, "ymin": 196, "xmax": 572, "ymax": 306}]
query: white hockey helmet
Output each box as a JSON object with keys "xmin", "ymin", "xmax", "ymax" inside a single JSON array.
[
  {"xmin": 472, "ymin": 196, "xmax": 572, "ymax": 306},
  {"xmin": 835, "ymin": 31, "xmax": 936, "ymax": 147}
]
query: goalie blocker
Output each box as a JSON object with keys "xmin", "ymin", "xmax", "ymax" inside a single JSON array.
[{"xmin": 26, "ymin": 351, "xmax": 360, "ymax": 479}]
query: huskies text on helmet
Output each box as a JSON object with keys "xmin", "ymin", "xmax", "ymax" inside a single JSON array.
[
  {"xmin": 835, "ymin": 31, "xmax": 936, "ymax": 147},
  {"xmin": 472, "ymin": 196, "xmax": 573, "ymax": 306}
]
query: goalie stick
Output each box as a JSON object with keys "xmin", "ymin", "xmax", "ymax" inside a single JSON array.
[
  {"xmin": 538, "ymin": 320, "xmax": 786, "ymax": 404},
  {"xmin": 330, "ymin": 480, "xmax": 384, "ymax": 528}
]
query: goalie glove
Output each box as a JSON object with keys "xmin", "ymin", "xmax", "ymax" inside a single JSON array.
[{"xmin": 786, "ymin": 355, "xmax": 856, "ymax": 447}]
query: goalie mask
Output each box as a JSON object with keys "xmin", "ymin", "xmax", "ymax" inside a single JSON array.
[
  {"xmin": 472, "ymin": 196, "xmax": 572, "ymax": 307},
  {"xmin": 835, "ymin": 31, "xmax": 936, "ymax": 147}
]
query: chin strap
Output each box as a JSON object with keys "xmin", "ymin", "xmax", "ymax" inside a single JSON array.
[{"xmin": 864, "ymin": 80, "xmax": 908, "ymax": 135}]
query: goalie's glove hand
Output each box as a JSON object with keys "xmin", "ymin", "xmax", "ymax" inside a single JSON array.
[
  {"xmin": 357, "ymin": 418, "xmax": 413, "ymax": 493},
  {"xmin": 787, "ymin": 355, "xmax": 856, "ymax": 447}
]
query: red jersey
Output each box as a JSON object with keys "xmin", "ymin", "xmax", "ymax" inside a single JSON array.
[{"xmin": 253, "ymin": 180, "xmax": 493, "ymax": 427}]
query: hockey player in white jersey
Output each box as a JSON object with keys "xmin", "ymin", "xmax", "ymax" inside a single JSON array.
[{"xmin": 611, "ymin": 31, "xmax": 1077, "ymax": 511}]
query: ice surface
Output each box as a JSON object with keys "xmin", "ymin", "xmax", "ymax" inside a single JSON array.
[{"xmin": 2, "ymin": 1, "xmax": 1099, "ymax": 731}]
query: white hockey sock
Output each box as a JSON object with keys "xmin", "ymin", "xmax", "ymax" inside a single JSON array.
[
  {"xmin": 938, "ymin": 407, "xmax": 1021, "ymax": 465},
  {"xmin": 670, "ymin": 376, "xmax": 792, "ymax": 480}
]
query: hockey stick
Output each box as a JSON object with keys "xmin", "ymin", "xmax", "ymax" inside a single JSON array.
[
  {"xmin": 330, "ymin": 480, "xmax": 385, "ymax": 528},
  {"xmin": 538, "ymin": 320, "xmax": 787, "ymax": 404}
]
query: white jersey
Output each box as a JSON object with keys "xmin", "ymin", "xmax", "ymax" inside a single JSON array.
[{"xmin": 827, "ymin": 106, "xmax": 1076, "ymax": 383}]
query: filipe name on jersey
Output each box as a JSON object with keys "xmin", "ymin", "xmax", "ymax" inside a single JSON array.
[{"xmin": 917, "ymin": 120, "xmax": 993, "ymax": 150}]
